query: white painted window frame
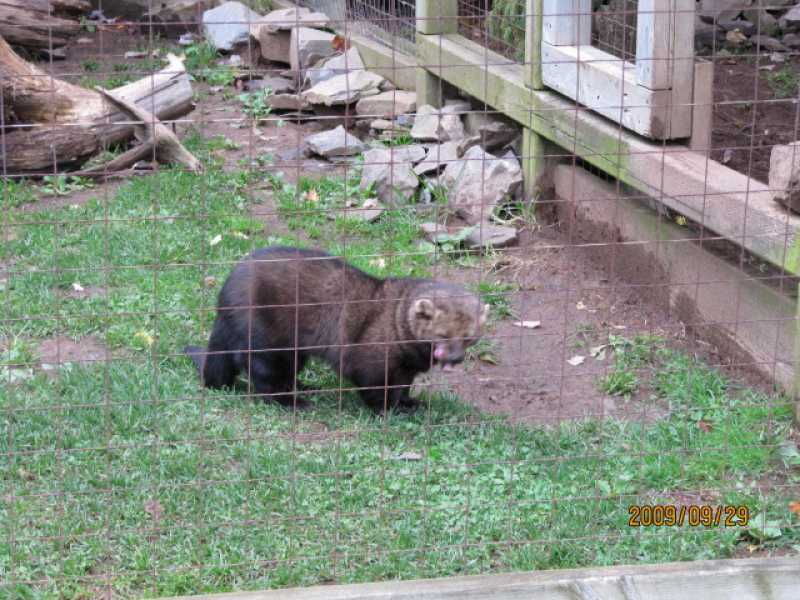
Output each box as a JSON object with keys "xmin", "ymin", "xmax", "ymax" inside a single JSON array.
[{"xmin": 541, "ymin": 0, "xmax": 695, "ymax": 139}]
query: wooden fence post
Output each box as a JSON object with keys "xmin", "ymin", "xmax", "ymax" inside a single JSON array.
[
  {"xmin": 524, "ymin": 0, "xmax": 552, "ymax": 194},
  {"xmin": 415, "ymin": 0, "xmax": 458, "ymax": 108}
]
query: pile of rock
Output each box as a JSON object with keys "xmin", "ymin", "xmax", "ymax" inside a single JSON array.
[
  {"xmin": 200, "ymin": 1, "xmax": 524, "ymax": 250},
  {"xmin": 696, "ymin": 1, "xmax": 800, "ymax": 52}
]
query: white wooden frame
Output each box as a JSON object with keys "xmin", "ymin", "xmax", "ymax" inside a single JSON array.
[{"xmin": 541, "ymin": 0, "xmax": 695, "ymax": 139}]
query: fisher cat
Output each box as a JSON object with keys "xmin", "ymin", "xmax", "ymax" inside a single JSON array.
[{"xmin": 184, "ymin": 246, "xmax": 488, "ymax": 414}]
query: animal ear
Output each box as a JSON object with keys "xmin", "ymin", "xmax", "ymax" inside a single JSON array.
[
  {"xmin": 414, "ymin": 298, "xmax": 435, "ymax": 320},
  {"xmin": 480, "ymin": 304, "xmax": 489, "ymax": 325}
]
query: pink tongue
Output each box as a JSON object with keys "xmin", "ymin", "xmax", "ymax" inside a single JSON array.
[{"xmin": 433, "ymin": 345, "xmax": 446, "ymax": 360}]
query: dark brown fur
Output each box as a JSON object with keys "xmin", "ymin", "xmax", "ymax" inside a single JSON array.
[{"xmin": 185, "ymin": 246, "xmax": 487, "ymax": 414}]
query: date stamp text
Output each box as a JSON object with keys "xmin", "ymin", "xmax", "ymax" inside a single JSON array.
[{"xmin": 628, "ymin": 505, "xmax": 749, "ymax": 527}]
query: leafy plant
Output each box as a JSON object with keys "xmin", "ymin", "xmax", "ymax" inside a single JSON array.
[
  {"xmin": 39, "ymin": 175, "xmax": 95, "ymax": 196},
  {"xmin": 238, "ymin": 88, "xmax": 274, "ymax": 121},
  {"xmin": 475, "ymin": 280, "xmax": 519, "ymax": 321}
]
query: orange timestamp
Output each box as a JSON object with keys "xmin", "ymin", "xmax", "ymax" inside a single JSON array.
[{"xmin": 628, "ymin": 505, "xmax": 749, "ymax": 527}]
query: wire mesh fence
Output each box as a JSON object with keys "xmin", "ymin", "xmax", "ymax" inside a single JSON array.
[{"xmin": 1, "ymin": 1, "xmax": 799, "ymax": 599}]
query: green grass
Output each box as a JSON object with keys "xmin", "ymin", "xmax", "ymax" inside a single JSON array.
[
  {"xmin": 763, "ymin": 63, "xmax": 799, "ymax": 100},
  {"xmin": 0, "ymin": 152, "xmax": 798, "ymax": 599}
]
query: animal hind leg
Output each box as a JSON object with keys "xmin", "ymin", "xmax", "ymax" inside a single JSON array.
[{"xmin": 246, "ymin": 349, "xmax": 313, "ymax": 411}]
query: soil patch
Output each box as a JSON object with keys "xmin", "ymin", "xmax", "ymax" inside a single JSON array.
[{"xmin": 37, "ymin": 336, "xmax": 109, "ymax": 367}]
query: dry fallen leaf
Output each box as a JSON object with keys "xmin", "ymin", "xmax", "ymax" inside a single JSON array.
[
  {"xmin": 19, "ymin": 468, "xmax": 36, "ymax": 481},
  {"xmin": 697, "ymin": 419, "xmax": 714, "ymax": 433},
  {"xmin": 209, "ymin": 234, "xmax": 222, "ymax": 246},
  {"xmin": 203, "ymin": 276, "xmax": 217, "ymax": 287},
  {"xmin": 144, "ymin": 500, "xmax": 165, "ymax": 520},
  {"xmin": 590, "ymin": 345, "xmax": 607, "ymax": 360},
  {"xmin": 230, "ymin": 230, "xmax": 249, "ymax": 239},
  {"xmin": 479, "ymin": 354, "xmax": 498, "ymax": 365},
  {"xmin": 576, "ymin": 300, "xmax": 587, "ymax": 310},
  {"xmin": 332, "ymin": 35, "xmax": 350, "ymax": 52},
  {"xmin": 789, "ymin": 501, "xmax": 800, "ymax": 517},
  {"xmin": 362, "ymin": 198, "xmax": 379, "ymax": 208},
  {"xmin": 512, "ymin": 320, "xmax": 541, "ymax": 329},
  {"xmin": 304, "ymin": 189, "xmax": 319, "ymax": 203},
  {"xmin": 71, "ymin": 282, "xmax": 84, "ymax": 292},
  {"xmin": 370, "ymin": 258, "xmax": 386, "ymax": 269},
  {"xmin": 567, "ymin": 355, "xmax": 585, "ymax": 366}
]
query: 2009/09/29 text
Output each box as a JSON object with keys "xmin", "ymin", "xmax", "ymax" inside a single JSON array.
[{"xmin": 628, "ymin": 505, "xmax": 749, "ymax": 527}]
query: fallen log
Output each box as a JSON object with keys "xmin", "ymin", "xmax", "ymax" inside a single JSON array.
[
  {"xmin": 0, "ymin": 34, "xmax": 195, "ymax": 175},
  {"xmin": 0, "ymin": 0, "xmax": 91, "ymax": 49},
  {"xmin": 72, "ymin": 86, "xmax": 201, "ymax": 178}
]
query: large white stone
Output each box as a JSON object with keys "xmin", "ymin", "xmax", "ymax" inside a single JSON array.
[
  {"xmin": 410, "ymin": 104, "xmax": 467, "ymax": 142},
  {"xmin": 698, "ymin": 0, "xmax": 752, "ymax": 22},
  {"xmin": 289, "ymin": 27, "xmax": 337, "ymax": 71},
  {"xmin": 305, "ymin": 125, "xmax": 363, "ymax": 157},
  {"xmin": 302, "ymin": 71, "xmax": 384, "ymax": 106},
  {"xmin": 769, "ymin": 141, "xmax": 800, "ymax": 213},
  {"xmin": 356, "ymin": 90, "xmax": 417, "ymax": 118},
  {"xmin": 361, "ymin": 148, "xmax": 419, "ymax": 206},
  {"xmin": 203, "ymin": 1, "xmax": 261, "ymax": 51},
  {"xmin": 441, "ymin": 146, "xmax": 523, "ymax": 224},
  {"xmin": 304, "ymin": 47, "xmax": 365, "ymax": 88}
]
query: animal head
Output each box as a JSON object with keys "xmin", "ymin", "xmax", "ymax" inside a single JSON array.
[{"xmin": 412, "ymin": 287, "xmax": 489, "ymax": 371}]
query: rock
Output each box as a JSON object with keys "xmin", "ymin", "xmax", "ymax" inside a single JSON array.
[
  {"xmin": 694, "ymin": 16, "xmax": 721, "ymax": 47},
  {"xmin": 464, "ymin": 224, "xmax": 518, "ymax": 249},
  {"xmin": 441, "ymin": 146, "xmax": 523, "ymax": 224},
  {"xmin": 302, "ymin": 71, "xmax": 384, "ymax": 106},
  {"xmin": 251, "ymin": 9, "xmax": 329, "ymax": 62},
  {"xmin": 698, "ymin": 0, "xmax": 752, "ymax": 22},
  {"xmin": 203, "ymin": 2, "xmax": 261, "ymax": 52},
  {"xmin": 725, "ymin": 29, "xmax": 748, "ymax": 44},
  {"xmin": 370, "ymin": 118, "xmax": 410, "ymax": 131},
  {"xmin": 748, "ymin": 34, "xmax": 789, "ymax": 51},
  {"xmin": 268, "ymin": 94, "xmax": 311, "ymax": 111},
  {"xmin": 785, "ymin": 6, "xmax": 800, "ymax": 29},
  {"xmin": 356, "ymin": 90, "xmax": 418, "ymax": 118},
  {"xmin": 410, "ymin": 105, "xmax": 467, "ymax": 142},
  {"xmin": 249, "ymin": 7, "xmax": 329, "ymax": 38},
  {"xmin": 719, "ymin": 19, "xmax": 758, "ymax": 36},
  {"xmin": 304, "ymin": 47, "xmax": 365, "ymax": 88},
  {"xmin": 336, "ymin": 204, "xmax": 384, "ymax": 222},
  {"xmin": 305, "ymin": 125, "xmax": 363, "ymax": 158},
  {"xmin": 414, "ymin": 140, "xmax": 467, "ymax": 175},
  {"xmin": 289, "ymin": 27, "xmax": 337, "ymax": 71},
  {"xmin": 782, "ymin": 32, "xmax": 800, "ymax": 49},
  {"xmin": 441, "ymin": 101, "xmax": 472, "ymax": 114},
  {"xmin": 244, "ymin": 77, "xmax": 294, "ymax": 94},
  {"xmin": 138, "ymin": 0, "xmax": 217, "ymax": 33},
  {"xmin": 464, "ymin": 113, "xmax": 520, "ymax": 151},
  {"xmin": 361, "ymin": 148, "xmax": 419, "ymax": 206},
  {"xmin": 420, "ymin": 222, "xmax": 449, "ymax": 243},
  {"xmin": 770, "ymin": 142, "xmax": 800, "ymax": 213},
  {"xmin": 41, "ymin": 47, "xmax": 67, "ymax": 60},
  {"xmin": 742, "ymin": 9, "xmax": 780, "ymax": 37}
]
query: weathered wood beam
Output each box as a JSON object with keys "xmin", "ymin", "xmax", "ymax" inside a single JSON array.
[
  {"xmin": 153, "ymin": 557, "xmax": 799, "ymax": 600},
  {"xmin": 416, "ymin": 33, "xmax": 800, "ymax": 274}
]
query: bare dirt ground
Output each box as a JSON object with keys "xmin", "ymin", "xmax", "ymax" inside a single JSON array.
[{"xmin": 26, "ymin": 27, "xmax": 783, "ymax": 424}]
